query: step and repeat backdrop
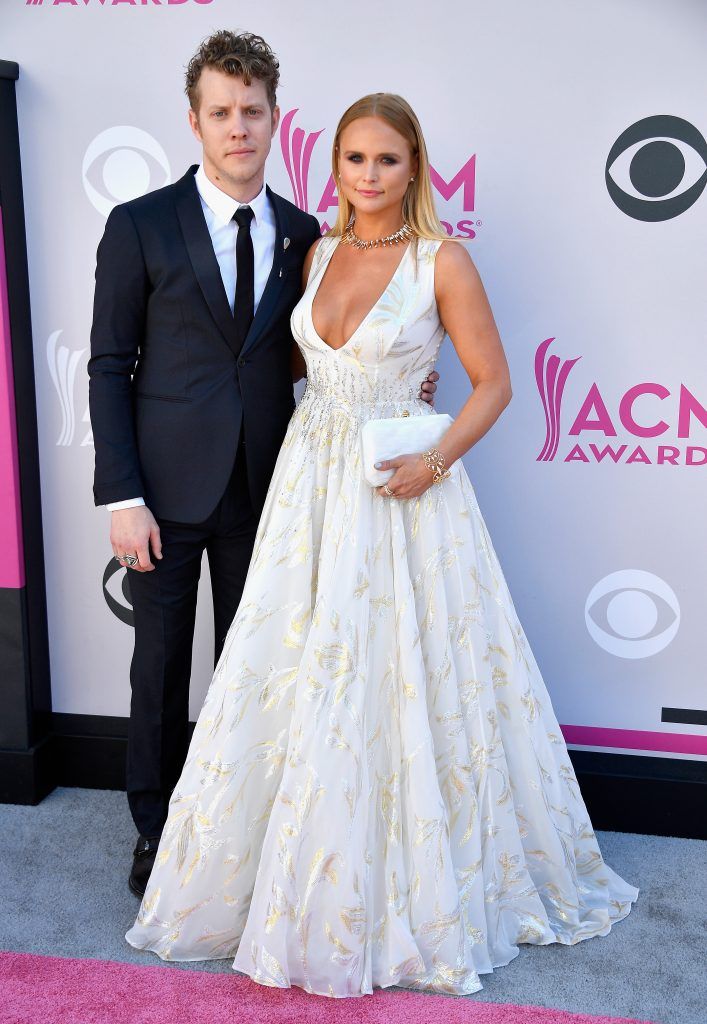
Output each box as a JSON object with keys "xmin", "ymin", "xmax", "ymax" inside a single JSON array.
[{"xmin": 4, "ymin": 0, "xmax": 706, "ymax": 763}]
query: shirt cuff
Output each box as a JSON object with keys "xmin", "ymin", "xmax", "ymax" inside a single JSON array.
[{"xmin": 105, "ymin": 497, "xmax": 145, "ymax": 511}]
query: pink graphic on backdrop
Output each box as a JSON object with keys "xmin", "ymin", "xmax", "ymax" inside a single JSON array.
[
  {"xmin": 535, "ymin": 337, "xmax": 582, "ymax": 462},
  {"xmin": 280, "ymin": 108, "xmax": 325, "ymax": 213},
  {"xmin": 561, "ymin": 723, "xmax": 707, "ymax": 757},
  {"xmin": 0, "ymin": 207, "xmax": 25, "ymax": 588}
]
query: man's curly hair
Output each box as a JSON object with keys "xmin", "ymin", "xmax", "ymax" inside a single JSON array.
[{"xmin": 185, "ymin": 31, "xmax": 280, "ymax": 112}]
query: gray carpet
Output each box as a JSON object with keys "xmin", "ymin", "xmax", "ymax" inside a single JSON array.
[{"xmin": 2, "ymin": 788, "xmax": 705, "ymax": 1023}]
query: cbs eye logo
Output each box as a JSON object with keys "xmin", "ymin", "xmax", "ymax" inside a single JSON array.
[
  {"xmin": 103, "ymin": 558, "xmax": 134, "ymax": 627},
  {"xmin": 82, "ymin": 126, "xmax": 171, "ymax": 218},
  {"xmin": 585, "ymin": 569, "xmax": 680, "ymax": 659},
  {"xmin": 606, "ymin": 115, "xmax": 707, "ymax": 221}
]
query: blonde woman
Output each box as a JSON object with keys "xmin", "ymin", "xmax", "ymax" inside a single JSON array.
[{"xmin": 126, "ymin": 93, "xmax": 638, "ymax": 997}]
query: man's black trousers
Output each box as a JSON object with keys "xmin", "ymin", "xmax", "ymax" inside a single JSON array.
[{"xmin": 125, "ymin": 438, "xmax": 258, "ymax": 838}]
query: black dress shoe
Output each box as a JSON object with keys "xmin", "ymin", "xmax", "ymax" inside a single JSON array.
[{"xmin": 128, "ymin": 834, "xmax": 161, "ymax": 898}]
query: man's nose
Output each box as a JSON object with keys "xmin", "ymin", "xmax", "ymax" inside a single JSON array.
[{"xmin": 230, "ymin": 117, "xmax": 248, "ymax": 138}]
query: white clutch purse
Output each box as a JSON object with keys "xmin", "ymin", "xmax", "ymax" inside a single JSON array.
[{"xmin": 361, "ymin": 413, "xmax": 454, "ymax": 486}]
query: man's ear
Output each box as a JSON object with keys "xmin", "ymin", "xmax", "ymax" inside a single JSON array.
[
  {"xmin": 188, "ymin": 106, "xmax": 202, "ymax": 144},
  {"xmin": 271, "ymin": 104, "xmax": 281, "ymax": 138}
]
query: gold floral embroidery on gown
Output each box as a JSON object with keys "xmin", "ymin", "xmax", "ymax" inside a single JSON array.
[{"xmin": 125, "ymin": 236, "xmax": 638, "ymax": 997}]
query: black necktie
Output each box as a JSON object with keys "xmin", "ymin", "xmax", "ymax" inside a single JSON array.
[{"xmin": 233, "ymin": 205, "xmax": 255, "ymax": 353}]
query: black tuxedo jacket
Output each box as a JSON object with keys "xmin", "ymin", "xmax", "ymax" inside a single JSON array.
[{"xmin": 88, "ymin": 165, "xmax": 320, "ymax": 522}]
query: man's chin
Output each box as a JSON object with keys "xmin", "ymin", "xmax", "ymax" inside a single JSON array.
[{"xmin": 216, "ymin": 161, "xmax": 261, "ymax": 187}]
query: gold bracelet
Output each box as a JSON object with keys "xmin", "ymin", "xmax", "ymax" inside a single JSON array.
[{"xmin": 421, "ymin": 447, "xmax": 451, "ymax": 484}]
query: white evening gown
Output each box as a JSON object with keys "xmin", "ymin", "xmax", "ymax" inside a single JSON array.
[{"xmin": 126, "ymin": 236, "xmax": 638, "ymax": 997}]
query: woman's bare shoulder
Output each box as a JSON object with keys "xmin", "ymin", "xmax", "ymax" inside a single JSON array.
[
  {"xmin": 434, "ymin": 239, "xmax": 478, "ymax": 295},
  {"xmin": 436, "ymin": 237, "xmax": 474, "ymax": 269}
]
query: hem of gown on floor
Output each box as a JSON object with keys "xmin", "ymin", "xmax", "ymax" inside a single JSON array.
[{"xmin": 125, "ymin": 890, "xmax": 637, "ymax": 999}]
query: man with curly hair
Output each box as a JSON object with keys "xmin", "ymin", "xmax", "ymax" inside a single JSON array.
[{"xmin": 88, "ymin": 30, "xmax": 438, "ymax": 896}]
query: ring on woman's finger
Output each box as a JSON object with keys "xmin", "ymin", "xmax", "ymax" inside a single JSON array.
[{"xmin": 383, "ymin": 483, "xmax": 395, "ymax": 498}]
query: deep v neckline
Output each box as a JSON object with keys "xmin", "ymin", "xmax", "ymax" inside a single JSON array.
[{"xmin": 309, "ymin": 237, "xmax": 412, "ymax": 353}]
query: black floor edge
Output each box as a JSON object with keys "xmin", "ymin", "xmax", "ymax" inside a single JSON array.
[{"xmin": 1, "ymin": 715, "xmax": 705, "ymax": 840}]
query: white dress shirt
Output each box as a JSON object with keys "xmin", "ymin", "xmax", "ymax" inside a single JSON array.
[{"xmin": 106, "ymin": 165, "xmax": 277, "ymax": 512}]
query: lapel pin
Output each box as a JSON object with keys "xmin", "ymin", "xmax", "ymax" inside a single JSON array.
[
  {"xmin": 279, "ymin": 268, "xmax": 283, "ymax": 277},
  {"xmin": 283, "ymin": 237, "xmax": 291, "ymax": 250}
]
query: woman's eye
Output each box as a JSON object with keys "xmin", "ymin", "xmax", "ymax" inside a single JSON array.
[{"xmin": 347, "ymin": 155, "xmax": 362, "ymax": 162}]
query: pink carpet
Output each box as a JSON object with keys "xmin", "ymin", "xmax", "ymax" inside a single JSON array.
[{"xmin": 0, "ymin": 952, "xmax": 657, "ymax": 1024}]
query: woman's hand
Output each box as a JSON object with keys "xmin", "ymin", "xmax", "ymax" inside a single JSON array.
[{"xmin": 375, "ymin": 453, "xmax": 438, "ymax": 499}]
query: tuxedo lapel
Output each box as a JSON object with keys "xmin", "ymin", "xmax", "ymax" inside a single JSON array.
[
  {"xmin": 174, "ymin": 166, "xmax": 239, "ymax": 357},
  {"xmin": 239, "ymin": 187, "xmax": 291, "ymax": 359}
]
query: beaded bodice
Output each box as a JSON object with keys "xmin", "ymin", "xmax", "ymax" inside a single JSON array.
[{"xmin": 290, "ymin": 235, "xmax": 446, "ymax": 417}]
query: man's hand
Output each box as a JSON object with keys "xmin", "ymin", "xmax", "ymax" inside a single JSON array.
[
  {"xmin": 111, "ymin": 506, "xmax": 163, "ymax": 572},
  {"xmin": 418, "ymin": 369, "xmax": 439, "ymax": 406}
]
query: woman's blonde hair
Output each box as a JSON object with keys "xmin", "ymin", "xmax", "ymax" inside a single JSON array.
[{"xmin": 329, "ymin": 93, "xmax": 448, "ymax": 241}]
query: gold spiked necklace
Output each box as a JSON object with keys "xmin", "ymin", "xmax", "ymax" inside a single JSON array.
[{"xmin": 341, "ymin": 221, "xmax": 414, "ymax": 251}]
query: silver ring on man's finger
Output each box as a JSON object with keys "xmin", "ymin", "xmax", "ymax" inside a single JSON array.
[
  {"xmin": 117, "ymin": 553, "xmax": 139, "ymax": 567},
  {"xmin": 383, "ymin": 484, "xmax": 395, "ymax": 498}
]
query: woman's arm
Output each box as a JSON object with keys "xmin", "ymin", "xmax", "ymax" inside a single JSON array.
[
  {"xmin": 375, "ymin": 239, "xmax": 511, "ymax": 498},
  {"xmin": 432, "ymin": 239, "xmax": 512, "ymax": 466}
]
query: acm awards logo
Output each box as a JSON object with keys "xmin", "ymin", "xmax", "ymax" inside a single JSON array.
[
  {"xmin": 535, "ymin": 338, "xmax": 707, "ymax": 467},
  {"xmin": 606, "ymin": 115, "xmax": 707, "ymax": 221},
  {"xmin": 280, "ymin": 109, "xmax": 481, "ymax": 238}
]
